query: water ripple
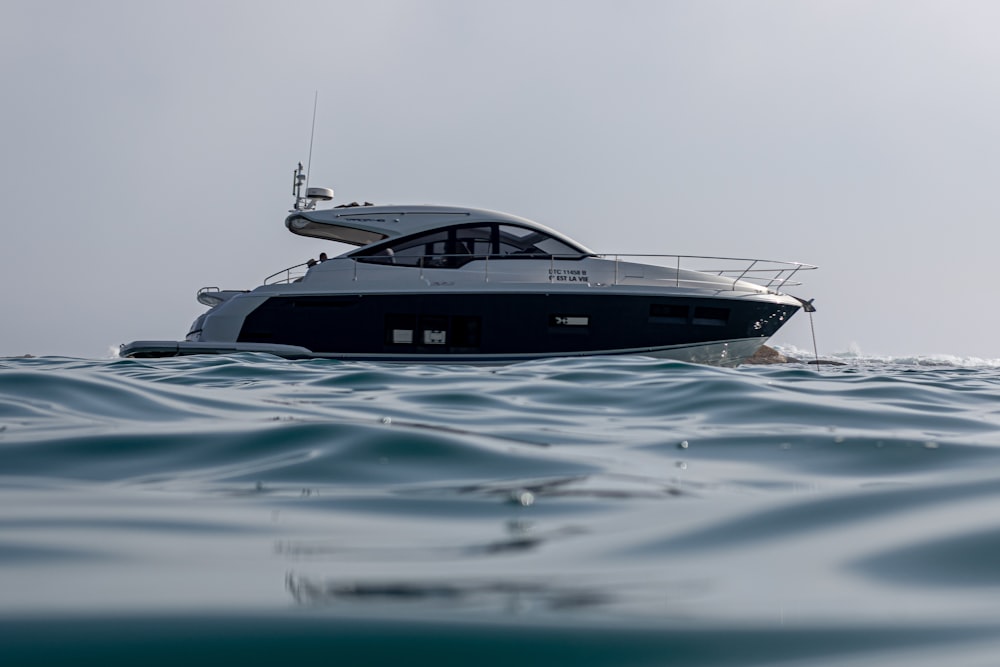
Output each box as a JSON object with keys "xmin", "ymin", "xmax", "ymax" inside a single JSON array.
[{"xmin": 5, "ymin": 353, "xmax": 1000, "ymax": 661}]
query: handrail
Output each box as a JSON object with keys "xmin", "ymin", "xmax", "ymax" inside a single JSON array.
[
  {"xmin": 264, "ymin": 261, "xmax": 311, "ymax": 285},
  {"xmin": 594, "ymin": 254, "xmax": 817, "ymax": 291},
  {"xmin": 731, "ymin": 259, "xmax": 759, "ymax": 288},
  {"xmin": 261, "ymin": 253, "xmax": 817, "ymax": 292}
]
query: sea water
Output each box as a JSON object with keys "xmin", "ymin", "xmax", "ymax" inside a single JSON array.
[{"xmin": 3, "ymin": 351, "xmax": 1000, "ymax": 665}]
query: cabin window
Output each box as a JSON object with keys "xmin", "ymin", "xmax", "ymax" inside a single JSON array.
[
  {"xmin": 384, "ymin": 314, "xmax": 481, "ymax": 351},
  {"xmin": 496, "ymin": 225, "xmax": 581, "ymax": 258},
  {"xmin": 650, "ymin": 304, "xmax": 689, "ymax": 323},
  {"xmin": 357, "ymin": 230, "xmax": 460, "ymax": 267},
  {"xmin": 451, "ymin": 316, "xmax": 481, "ymax": 349},
  {"xmin": 420, "ymin": 316, "xmax": 449, "ymax": 345},
  {"xmin": 693, "ymin": 306, "xmax": 730, "ymax": 326},
  {"xmin": 385, "ymin": 314, "xmax": 417, "ymax": 345},
  {"xmin": 354, "ymin": 223, "xmax": 587, "ymax": 268},
  {"xmin": 394, "ymin": 231, "xmax": 451, "ymax": 267},
  {"xmin": 450, "ymin": 226, "xmax": 490, "ymax": 257}
]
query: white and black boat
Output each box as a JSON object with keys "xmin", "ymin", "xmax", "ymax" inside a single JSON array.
[{"xmin": 120, "ymin": 165, "xmax": 816, "ymax": 366}]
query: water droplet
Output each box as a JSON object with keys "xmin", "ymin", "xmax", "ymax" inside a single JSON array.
[
  {"xmin": 509, "ymin": 489, "xmax": 535, "ymax": 506},
  {"xmin": 678, "ymin": 440, "xmax": 689, "ymax": 449}
]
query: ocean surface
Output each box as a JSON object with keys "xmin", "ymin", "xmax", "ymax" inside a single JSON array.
[{"xmin": 4, "ymin": 349, "xmax": 1000, "ymax": 665}]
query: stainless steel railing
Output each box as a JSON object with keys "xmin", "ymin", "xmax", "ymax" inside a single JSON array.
[
  {"xmin": 597, "ymin": 254, "xmax": 817, "ymax": 291},
  {"xmin": 263, "ymin": 254, "xmax": 817, "ymax": 292},
  {"xmin": 264, "ymin": 262, "xmax": 311, "ymax": 285}
]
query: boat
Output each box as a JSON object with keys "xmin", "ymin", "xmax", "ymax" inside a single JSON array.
[{"xmin": 120, "ymin": 164, "xmax": 816, "ymax": 366}]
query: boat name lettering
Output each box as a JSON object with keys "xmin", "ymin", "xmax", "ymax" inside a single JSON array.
[{"xmin": 548, "ymin": 268, "xmax": 589, "ymax": 283}]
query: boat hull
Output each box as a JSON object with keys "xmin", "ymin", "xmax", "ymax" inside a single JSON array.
[{"xmin": 121, "ymin": 291, "xmax": 798, "ymax": 367}]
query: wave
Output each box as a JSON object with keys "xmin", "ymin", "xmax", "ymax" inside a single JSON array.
[
  {"xmin": 773, "ymin": 343, "xmax": 1000, "ymax": 368},
  {"xmin": 5, "ymin": 350, "xmax": 1000, "ymax": 661}
]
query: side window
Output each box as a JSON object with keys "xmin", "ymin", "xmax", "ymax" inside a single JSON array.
[
  {"xmin": 357, "ymin": 226, "xmax": 492, "ymax": 268},
  {"xmin": 355, "ymin": 223, "xmax": 584, "ymax": 267},
  {"xmin": 357, "ymin": 230, "xmax": 449, "ymax": 267},
  {"xmin": 454, "ymin": 226, "xmax": 493, "ymax": 257},
  {"xmin": 496, "ymin": 225, "xmax": 536, "ymax": 256},
  {"xmin": 393, "ymin": 231, "xmax": 448, "ymax": 267},
  {"xmin": 496, "ymin": 225, "xmax": 581, "ymax": 258}
]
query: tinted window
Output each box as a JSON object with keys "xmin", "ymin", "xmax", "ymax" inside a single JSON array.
[
  {"xmin": 360, "ymin": 230, "xmax": 450, "ymax": 267},
  {"xmin": 355, "ymin": 223, "xmax": 585, "ymax": 268},
  {"xmin": 496, "ymin": 225, "xmax": 581, "ymax": 257},
  {"xmin": 454, "ymin": 226, "xmax": 493, "ymax": 256}
]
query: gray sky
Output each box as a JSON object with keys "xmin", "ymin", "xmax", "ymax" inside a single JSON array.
[{"xmin": 3, "ymin": 0, "xmax": 999, "ymax": 359}]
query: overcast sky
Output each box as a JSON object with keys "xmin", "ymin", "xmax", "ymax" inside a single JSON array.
[{"xmin": 3, "ymin": 1, "xmax": 999, "ymax": 360}]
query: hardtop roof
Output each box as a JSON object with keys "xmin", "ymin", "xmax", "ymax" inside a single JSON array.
[{"xmin": 285, "ymin": 204, "xmax": 593, "ymax": 252}]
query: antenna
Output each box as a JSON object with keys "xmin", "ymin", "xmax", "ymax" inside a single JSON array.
[
  {"xmin": 291, "ymin": 92, "xmax": 333, "ymax": 211},
  {"xmin": 305, "ymin": 91, "xmax": 318, "ymax": 194}
]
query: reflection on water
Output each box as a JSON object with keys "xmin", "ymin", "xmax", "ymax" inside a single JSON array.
[
  {"xmin": 286, "ymin": 572, "xmax": 613, "ymax": 612},
  {"xmin": 275, "ymin": 519, "xmax": 589, "ymax": 560}
]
